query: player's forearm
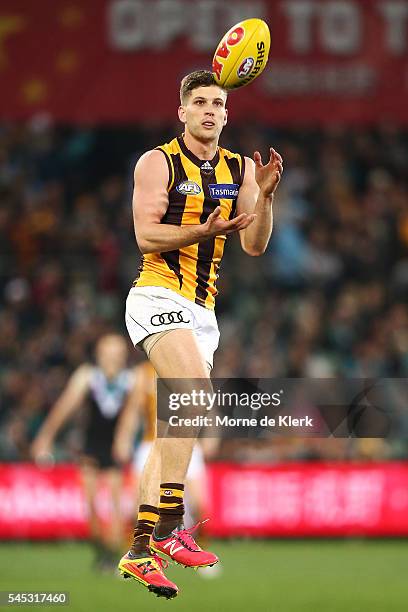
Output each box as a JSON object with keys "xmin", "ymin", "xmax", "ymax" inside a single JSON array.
[
  {"xmin": 136, "ymin": 223, "xmax": 208, "ymax": 254},
  {"xmin": 36, "ymin": 421, "xmax": 58, "ymax": 445},
  {"xmin": 38, "ymin": 402, "xmax": 75, "ymax": 441},
  {"xmin": 242, "ymin": 193, "xmax": 274, "ymax": 256},
  {"xmin": 115, "ymin": 407, "xmax": 138, "ymax": 441}
]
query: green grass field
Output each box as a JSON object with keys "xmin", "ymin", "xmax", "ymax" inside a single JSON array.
[{"xmin": 1, "ymin": 540, "xmax": 407, "ymax": 612}]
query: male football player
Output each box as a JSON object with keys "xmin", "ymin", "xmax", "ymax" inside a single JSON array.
[
  {"xmin": 31, "ymin": 334, "xmax": 135, "ymax": 571},
  {"xmin": 118, "ymin": 70, "xmax": 283, "ymax": 599}
]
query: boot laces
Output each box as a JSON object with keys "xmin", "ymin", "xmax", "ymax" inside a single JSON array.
[
  {"xmin": 174, "ymin": 519, "xmax": 208, "ymax": 552},
  {"xmin": 137, "ymin": 552, "xmax": 168, "ymax": 575}
]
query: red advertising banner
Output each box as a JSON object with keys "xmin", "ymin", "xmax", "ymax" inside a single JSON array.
[
  {"xmin": 0, "ymin": 464, "xmax": 134, "ymax": 539},
  {"xmin": 207, "ymin": 462, "xmax": 408, "ymax": 537},
  {"xmin": 0, "ymin": 1, "xmax": 407, "ymax": 124},
  {"xmin": 1, "ymin": 462, "xmax": 408, "ymax": 539}
]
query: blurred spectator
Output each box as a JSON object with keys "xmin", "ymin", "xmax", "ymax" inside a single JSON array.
[{"xmin": 0, "ymin": 122, "xmax": 407, "ymax": 462}]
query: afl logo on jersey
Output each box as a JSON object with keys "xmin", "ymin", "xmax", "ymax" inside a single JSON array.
[
  {"xmin": 176, "ymin": 180, "xmax": 202, "ymax": 196},
  {"xmin": 209, "ymin": 184, "xmax": 239, "ymax": 199}
]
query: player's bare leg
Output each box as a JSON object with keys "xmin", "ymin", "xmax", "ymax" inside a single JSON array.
[
  {"xmin": 150, "ymin": 328, "xmax": 209, "ymax": 487},
  {"xmin": 119, "ymin": 329, "xmax": 217, "ymax": 594},
  {"xmin": 80, "ymin": 461, "xmax": 105, "ymax": 569},
  {"xmin": 147, "ymin": 329, "xmax": 219, "ymax": 569},
  {"xmin": 105, "ymin": 468, "xmax": 124, "ymax": 553},
  {"xmin": 139, "ymin": 440, "xmax": 162, "ymax": 508}
]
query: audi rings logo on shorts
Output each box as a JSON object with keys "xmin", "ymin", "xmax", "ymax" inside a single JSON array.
[{"xmin": 150, "ymin": 311, "xmax": 190, "ymax": 326}]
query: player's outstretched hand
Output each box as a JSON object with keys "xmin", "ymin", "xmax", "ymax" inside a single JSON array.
[
  {"xmin": 254, "ymin": 147, "xmax": 283, "ymax": 197},
  {"xmin": 30, "ymin": 436, "xmax": 53, "ymax": 464},
  {"xmin": 203, "ymin": 206, "xmax": 256, "ymax": 238}
]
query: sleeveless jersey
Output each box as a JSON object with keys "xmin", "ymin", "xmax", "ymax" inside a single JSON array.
[
  {"xmin": 134, "ymin": 136, "xmax": 245, "ymax": 310},
  {"xmin": 85, "ymin": 367, "xmax": 132, "ymax": 447}
]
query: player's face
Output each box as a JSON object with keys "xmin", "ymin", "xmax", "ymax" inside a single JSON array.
[
  {"xmin": 96, "ymin": 335, "xmax": 127, "ymax": 377},
  {"xmin": 179, "ymin": 86, "xmax": 228, "ymax": 143}
]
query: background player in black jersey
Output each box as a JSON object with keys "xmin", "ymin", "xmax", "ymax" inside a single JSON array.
[
  {"xmin": 119, "ymin": 70, "xmax": 283, "ymax": 598},
  {"xmin": 31, "ymin": 334, "xmax": 138, "ymax": 571}
]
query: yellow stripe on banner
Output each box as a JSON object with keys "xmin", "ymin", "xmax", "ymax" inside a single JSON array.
[{"xmin": 138, "ymin": 512, "xmax": 159, "ymax": 522}]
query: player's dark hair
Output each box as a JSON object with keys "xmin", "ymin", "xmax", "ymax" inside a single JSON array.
[{"xmin": 180, "ymin": 70, "xmax": 227, "ymax": 103}]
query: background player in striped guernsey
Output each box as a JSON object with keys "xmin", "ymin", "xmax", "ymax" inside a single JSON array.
[{"xmin": 119, "ymin": 70, "xmax": 283, "ymax": 599}]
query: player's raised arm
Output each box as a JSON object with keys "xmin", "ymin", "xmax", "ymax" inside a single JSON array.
[
  {"xmin": 133, "ymin": 150, "xmax": 256, "ymax": 254},
  {"xmin": 30, "ymin": 364, "xmax": 92, "ymax": 461},
  {"xmin": 236, "ymin": 147, "xmax": 283, "ymax": 256}
]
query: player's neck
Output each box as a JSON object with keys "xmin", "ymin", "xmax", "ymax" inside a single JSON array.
[
  {"xmin": 100, "ymin": 366, "xmax": 121, "ymax": 380},
  {"xmin": 183, "ymin": 131, "xmax": 218, "ymax": 160}
]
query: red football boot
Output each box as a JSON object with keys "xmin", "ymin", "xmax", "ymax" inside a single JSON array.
[
  {"xmin": 150, "ymin": 521, "xmax": 219, "ymax": 569},
  {"xmin": 118, "ymin": 551, "xmax": 178, "ymax": 599}
]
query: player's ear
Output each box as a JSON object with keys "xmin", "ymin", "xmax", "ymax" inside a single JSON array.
[
  {"xmin": 223, "ymin": 108, "xmax": 228, "ymax": 126},
  {"xmin": 178, "ymin": 105, "xmax": 186, "ymax": 124}
]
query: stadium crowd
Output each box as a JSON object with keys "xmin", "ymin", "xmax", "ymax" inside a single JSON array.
[{"xmin": 0, "ymin": 117, "xmax": 407, "ymax": 462}]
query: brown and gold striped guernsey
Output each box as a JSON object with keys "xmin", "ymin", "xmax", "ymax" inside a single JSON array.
[{"xmin": 134, "ymin": 136, "xmax": 245, "ymax": 310}]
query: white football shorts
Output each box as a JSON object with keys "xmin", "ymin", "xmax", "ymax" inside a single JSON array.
[{"xmin": 125, "ymin": 286, "xmax": 220, "ymax": 369}]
